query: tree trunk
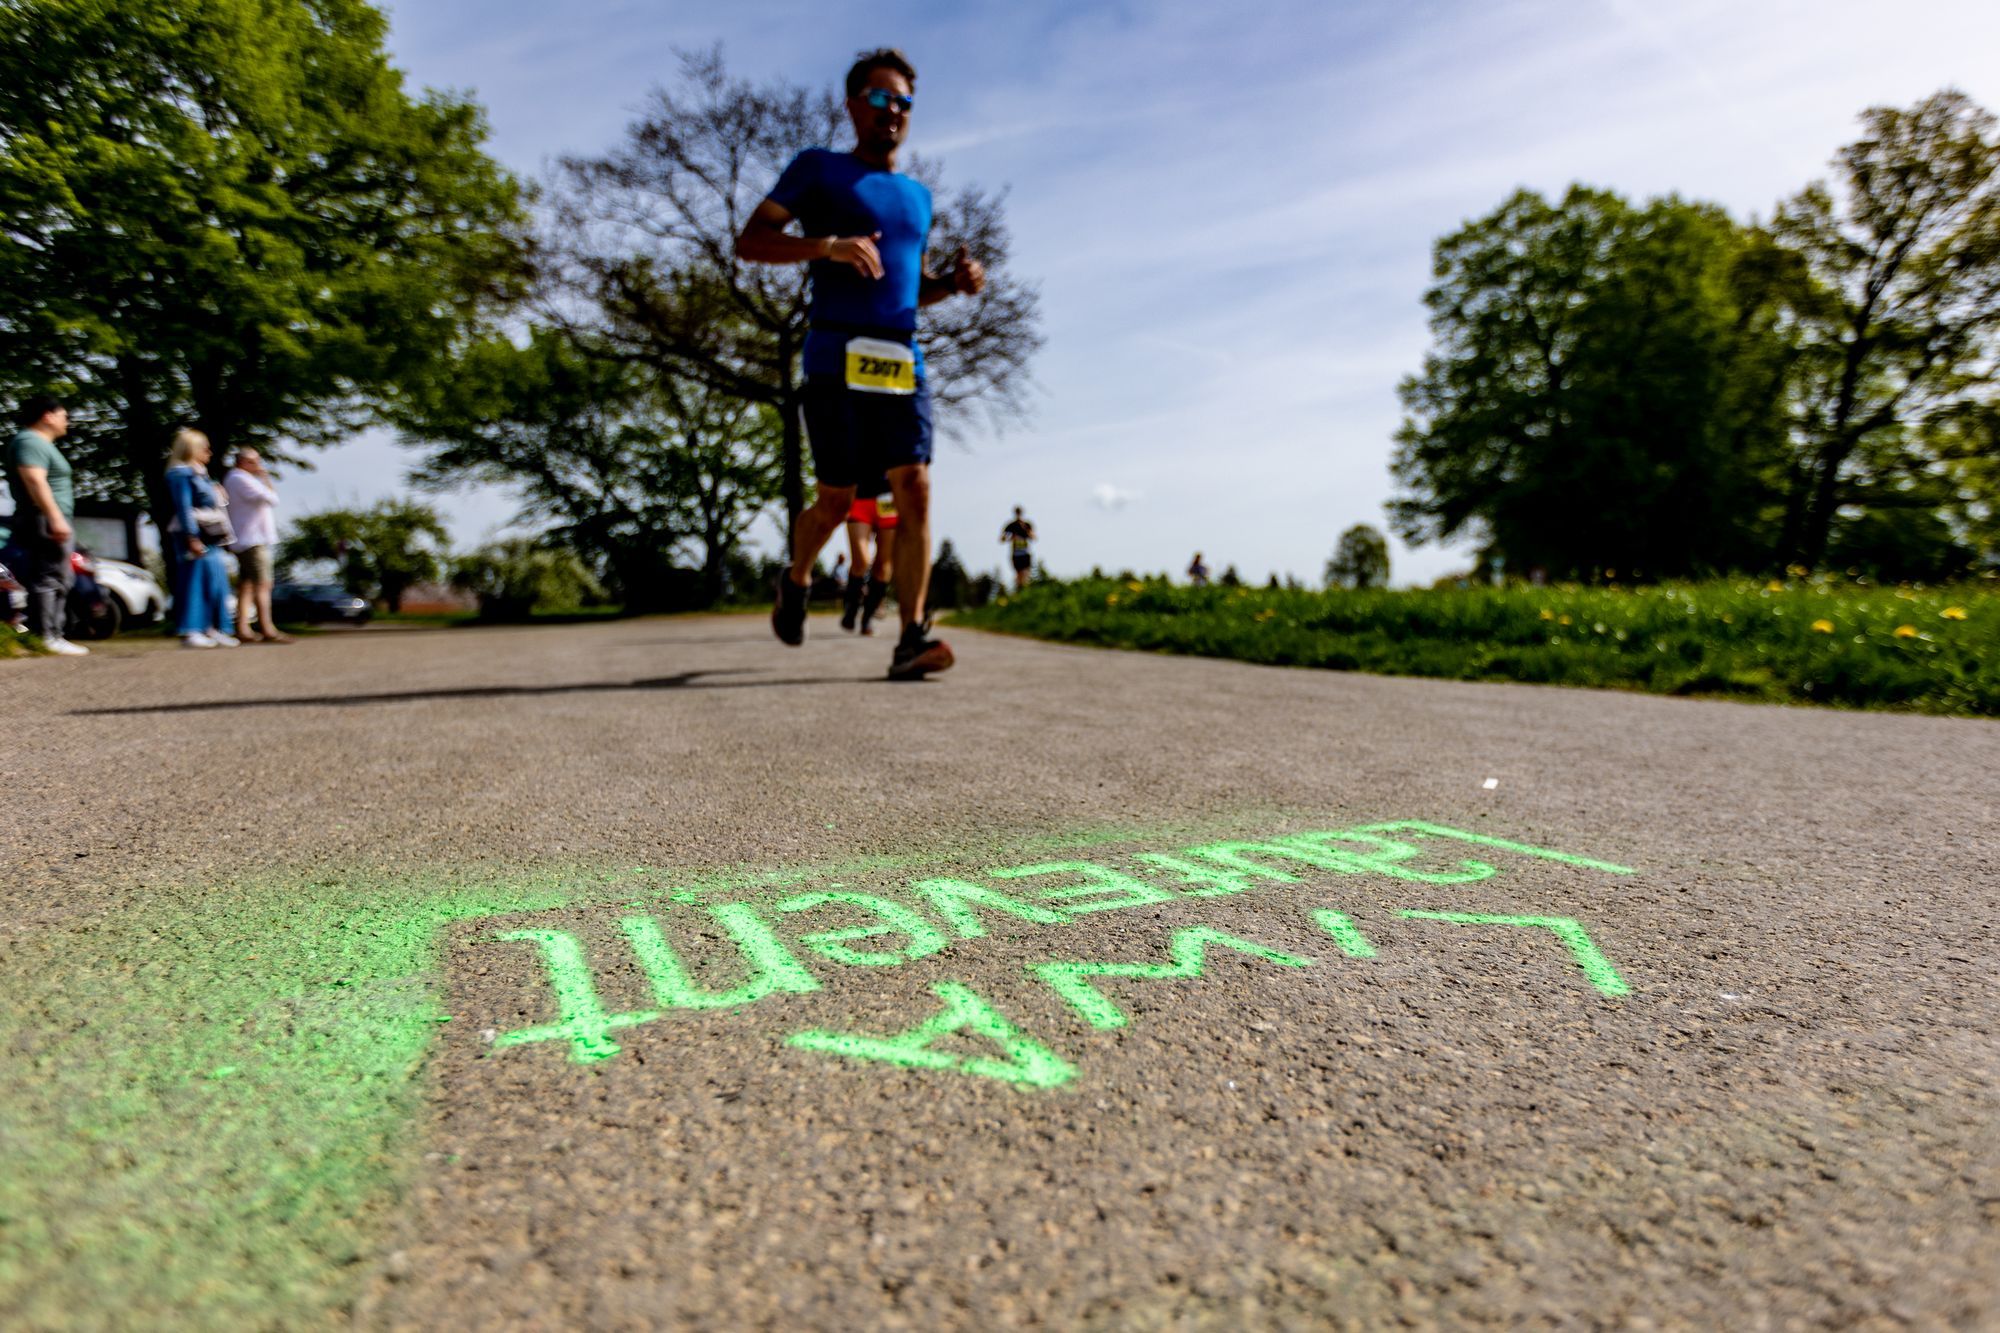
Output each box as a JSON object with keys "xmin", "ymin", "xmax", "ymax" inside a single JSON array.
[{"xmin": 778, "ymin": 340, "xmax": 804, "ymax": 549}]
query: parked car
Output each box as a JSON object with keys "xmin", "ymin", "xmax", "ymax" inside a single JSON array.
[
  {"xmin": 272, "ymin": 582, "xmax": 372, "ymax": 625},
  {"xmin": 80, "ymin": 553, "xmax": 166, "ymax": 637},
  {"xmin": 1, "ymin": 552, "xmax": 24, "ymax": 632}
]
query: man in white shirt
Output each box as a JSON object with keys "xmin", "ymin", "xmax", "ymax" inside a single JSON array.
[{"xmin": 223, "ymin": 449, "xmax": 289, "ymax": 643}]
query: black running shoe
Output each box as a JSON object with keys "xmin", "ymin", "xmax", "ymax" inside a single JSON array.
[
  {"xmin": 771, "ymin": 574, "xmax": 808, "ymax": 646},
  {"xmin": 840, "ymin": 578, "xmax": 864, "ymax": 632},
  {"xmin": 887, "ymin": 621, "xmax": 954, "ymax": 679}
]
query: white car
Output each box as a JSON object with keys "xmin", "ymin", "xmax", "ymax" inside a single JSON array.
[{"xmin": 90, "ymin": 557, "xmax": 167, "ymax": 634}]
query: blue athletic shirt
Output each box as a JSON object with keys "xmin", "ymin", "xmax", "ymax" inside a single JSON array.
[{"xmin": 765, "ymin": 148, "xmax": 932, "ymax": 378}]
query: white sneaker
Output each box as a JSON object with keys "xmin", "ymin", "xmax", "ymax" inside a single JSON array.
[
  {"xmin": 182, "ymin": 632, "xmax": 217, "ymax": 649},
  {"xmin": 45, "ymin": 637, "xmax": 89, "ymax": 656},
  {"xmin": 211, "ymin": 632, "xmax": 241, "ymax": 648}
]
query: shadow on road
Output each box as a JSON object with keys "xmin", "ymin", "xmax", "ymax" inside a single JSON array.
[{"xmin": 69, "ymin": 669, "xmax": 887, "ymax": 716}]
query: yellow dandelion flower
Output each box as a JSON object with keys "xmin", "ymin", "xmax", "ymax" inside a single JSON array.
[
  {"xmin": 1557, "ymin": 615, "xmax": 1572, "ymax": 626},
  {"xmin": 1810, "ymin": 619, "xmax": 1834, "ymax": 633},
  {"xmin": 1894, "ymin": 624, "xmax": 1917, "ymax": 638},
  {"xmin": 1787, "ymin": 563, "xmax": 1809, "ymax": 578},
  {"xmin": 1106, "ymin": 594, "xmax": 1119, "ymax": 606},
  {"xmin": 1539, "ymin": 609, "xmax": 1554, "ymax": 620},
  {"xmin": 1767, "ymin": 580, "xmax": 1785, "ymax": 592},
  {"xmin": 1942, "ymin": 606, "xmax": 1967, "ymax": 620},
  {"xmin": 1254, "ymin": 608, "xmax": 1276, "ymax": 622}
]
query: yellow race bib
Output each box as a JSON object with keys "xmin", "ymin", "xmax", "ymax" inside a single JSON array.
[{"xmin": 844, "ymin": 337, "xmax": 917, "ymax": 396}]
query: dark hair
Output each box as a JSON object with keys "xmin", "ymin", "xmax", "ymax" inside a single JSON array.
[
  {"xmin": 15, "ymin": 394, "xmax": 63, "ymax": 428},
  {"xmin": 845, "ymin": 48, "xmax": 916, "ymax": 99}
]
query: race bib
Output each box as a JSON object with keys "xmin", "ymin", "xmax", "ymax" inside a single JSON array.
[{"xmin": 844, "ymin": 337, "xmax": 917, "ymax": 396}]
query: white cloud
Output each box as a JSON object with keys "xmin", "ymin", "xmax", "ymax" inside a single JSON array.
[{"xmin": 1091, "ymin": 482, "xmax": 1139, "ymax": 511}]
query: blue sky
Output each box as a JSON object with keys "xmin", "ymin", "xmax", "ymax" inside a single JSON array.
[{"xmin": 284, "ymin": 0, "xmax": 2000, "ymax": 585}]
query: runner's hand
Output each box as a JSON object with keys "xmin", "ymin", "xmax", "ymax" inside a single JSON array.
[
  {"xmin": 950, "ymin": 244, "xmax": 986, "ymax": 295},
  {"xmin": 827, "ymin": 233, "xmax": 884, "ymax": 279},
  {"xmin": 48, "ymin": 516, "xmax": 72, "ymax": 543},
  {"xmin": 187, "ymin": 538, "xmax": 205, "ymax": 557}
]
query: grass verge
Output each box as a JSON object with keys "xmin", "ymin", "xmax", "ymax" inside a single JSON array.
[{"xmin": 950, "ymin": 576, "xmax": 2000, "ymax": 716}]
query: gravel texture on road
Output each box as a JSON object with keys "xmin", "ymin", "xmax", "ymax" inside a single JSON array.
[{"xmin": 2, "ymin": 614, "xmax": 1995, "ymax": 1328}]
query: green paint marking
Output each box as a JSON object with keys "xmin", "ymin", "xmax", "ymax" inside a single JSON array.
[
  {"xmin": 989, "ymin": 860, "xmax": 1178, "ymax": 914},
  {"xmin": 1128, "ymin": 852, "xmax": 1258, "ymax": 897},
  {"xmin": 1369, "ymin": 821, "xmax": 1635, "ymax": 875},
  {"xmin": 911, "ymin": 877, "xmax": 1067, "ymax": 937},
  {"xmin": 787, "ymin": 982, "xmax": 1076, "ymax": 1089},
  {"xmin": 622, "ymin": 905, "xmax": 821, "ymax": 1008},
  {"xmin": 1181, "ymin": 841, "xmax": 1318, "ymax": 883},
  {"xmin": 490, "ymin": 929, "xmax": 660, "ymax": 1063},
  {"xmin": 1398, "ymin": 911, "xmax": 1631, "ymax": 996},
  {"xmin": 775, "ymin": 891, "xmax": 951, "ymax": 966},
  {"xmin": 1310, "ymin": 910, "xmax": 1377, "ymax": 958},
  {"xmin": 1032, "ymin": 927, "xmax": 1316, "ymax": 1030},
  {"xmin": 1282, "ymin": 830, "xmax": 1496, "ymax": 884}
]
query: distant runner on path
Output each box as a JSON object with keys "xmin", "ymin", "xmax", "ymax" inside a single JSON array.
[
  {"xmin": 842, "ymin": 484, "xmax": 897, "ymax": 635},
  {"xmin": 999, "ymin": 506, "xmax": 1036, "ymax": 591},
  {"xmin": 736, "ymin": 47, "xmax": 986, "ymax": 680}
]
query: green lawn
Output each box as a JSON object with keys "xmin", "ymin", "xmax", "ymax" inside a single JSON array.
[{"xmin": 950, "ymin": 576, "xmax": 2000, "ymax": 716}]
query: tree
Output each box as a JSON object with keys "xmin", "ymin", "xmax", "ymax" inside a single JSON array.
[
  {"xmin": 0, "ymin": 0, "xmax": 527, "ymax": 530},
  {"xmin": 1390, "ymin": 186, "xmax": 1794, "ymax": 578},
  {"xmin": 928, "ymin": 538, "xmax": 971, "ymax": 609},
  {"xmin": 545, "ymin": 47, "xmax": 1043, "ymax": 532},
  {"xmin": 392, "ymin": 328, "xmax": 780, "ymax": 609},
  {"xmin": 1770, "ymin": 89, "xmax": 2000, "ymax": 567},
  {"xmin": 1326, "ymin": 523, "xmax": 1391, "ymax": 589},
  {"xmin": 1219, "ymin": 564, "xmax": 1242, "ymax": 588},
  {"xmin": 451, "ymin": 539, "xmax": 605, "ymax": 619},
  {"xmin": 277, "ymin": 500, "xmax": 449, "ymax": 612}
]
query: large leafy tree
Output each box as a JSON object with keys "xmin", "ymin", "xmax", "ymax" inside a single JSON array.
[
  {"xmin": 393, "ymin": 328, "xmax": 781, "ymax": 609},
  {"xmin": 277, "ymin": 498, "xmax": 450, "ymax": 611},
  {"xmin": 546, "ymin": 47, "xmax": 1042, "ymax": 531},
  {"xmin": 0, "ymin": 0, "xmax": 527, "ymax": 529},
  {"xmin": 1771, "ymin": 89, "xmax": 2000, "ymax": 568},
  {"xmin": 1390, "ymin": 186, "xmax": 1794, "ymax": 578}
]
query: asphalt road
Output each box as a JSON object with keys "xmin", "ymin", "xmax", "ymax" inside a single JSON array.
[{"xmin": 3, "ymin": 614, "xmax": 1996, "ymax": 1329}]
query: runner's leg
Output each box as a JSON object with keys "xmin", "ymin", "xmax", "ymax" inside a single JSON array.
[
  {"xmin": 886, "ymin": 463, "xmax": 930, "ymax": 630},
  {"xmin": 788, "ymin": 485, "xmax": 856, "ymax": 588}
]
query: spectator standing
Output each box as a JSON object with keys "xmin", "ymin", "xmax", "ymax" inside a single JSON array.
[
  {"xmin": 224, "ymin": 448, "xmax": 289, "ymax": 643},
  {"xmin": 4, "ymin": 395, "xmax": 87, "ymax": 655},
  {"xmin": 165, "ymin": 429, "xmax": 239, "ymax": 649},
  {"xmin": 1187, "ymin": 552, "xmax": 1210, "ymax": 587}
]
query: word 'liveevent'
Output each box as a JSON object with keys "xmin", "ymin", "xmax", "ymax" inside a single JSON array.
[{"xmin": 474, "ymin": 821, "xmax": 1637, "ymax": 1087}]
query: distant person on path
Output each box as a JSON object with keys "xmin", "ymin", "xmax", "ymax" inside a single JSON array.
[
  {"xmin": 4, "ymin": 395, "xmax": 87, "ymax": 655},
  {"xmin": 841, "ymin": 485, "xmax": 897, "ymax": 635},
  {"xmin": 165, "ymin": 429, "xmax": 238, "ymax": 649},
  {"xmin": 224, "ymin": 448, "xmax": 290, "ymax": 643},
  {"xmin": 737, "ymin": 47, "xmax": 985, "ymax": 680},
  {"xmin": 999, "ymin": 506, "xmax": 1036, "ymax": 591},
  {"xmin": 1187, "ymin": 552, "xmax": 1210, "ymax": 587},
  {"xmin": 830, "ymin": 553, "xmax": 847, "ymax": 589}
]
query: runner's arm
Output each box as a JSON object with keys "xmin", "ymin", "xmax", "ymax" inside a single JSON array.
[
  {"xmin": 15, "ymin": 466, "xmax": 69, "ymax": 541},
  {"xmin": 736, "ymin": 199, "xmax": 883, "ymax": 277},
  {"xmin": 920, "ymin": 245, "xmax": 985, "ymax": 306}
]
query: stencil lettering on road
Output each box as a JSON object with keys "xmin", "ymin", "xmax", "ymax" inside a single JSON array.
[{"xmin": 474, "ymin": 819, "xmax": 1638, "ymax": 1081}]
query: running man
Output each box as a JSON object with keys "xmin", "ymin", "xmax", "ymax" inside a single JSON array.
[
  {"xmin": 841, "ymin": 483, "xmax": 897, "ymax": 635},
  {"xmin": 998, "ymin": 505, "xmax": 1036, "ymax": 591},
  {"xmin": 736, "ymin": 47, "xmax": 985, "ymax": 680}
]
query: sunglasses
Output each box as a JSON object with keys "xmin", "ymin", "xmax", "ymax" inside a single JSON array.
[{"xmin": 861, "ymin": 88, "xmax": 914, "ymax": 113}]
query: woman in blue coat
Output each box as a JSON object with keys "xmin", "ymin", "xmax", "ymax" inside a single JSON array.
[{"xmin": 165, "ymin": 428, "xmax": 239, "ymax": 649}]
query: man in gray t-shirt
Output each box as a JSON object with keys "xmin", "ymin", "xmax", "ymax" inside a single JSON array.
[{"xmin": 5, "ymin": 394, "xmax": 85, "ymax": 653}]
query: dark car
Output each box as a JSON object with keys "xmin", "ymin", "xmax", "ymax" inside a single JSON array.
[{"xmin": 272, "ymin": 582, "xmax": 372, "ymax": 625}]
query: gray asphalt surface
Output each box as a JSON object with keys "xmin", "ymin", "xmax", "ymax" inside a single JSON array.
[{"xmin": 5, "ymin": 614, "xmax": 1997, "ymax": 1328}]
